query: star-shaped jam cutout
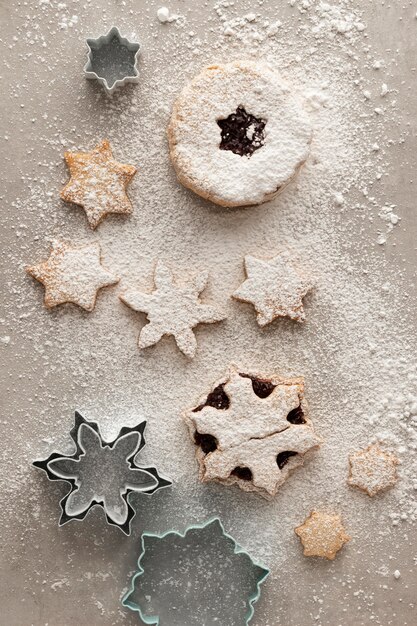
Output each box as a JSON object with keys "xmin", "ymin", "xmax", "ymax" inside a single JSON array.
[
  {"xmin": 233, "ymin": 252, "xmax": 312, "ymax": 325},
  {"xmin": 120, "ymin": 261, "xmax": 225, "ymax": 359},
  {"xmin": 33, "ymin": 412, "xmax": 171, "ymax": 535},
  {"xmin": 295, "ymin": 511, "xmax": 350, "ymax": 560},
  {"xmin": 348, "ymin": 443, "xmax": 399, "ymax": 497},
  {"xmin": 26, "ymin": 240, "xmax": 119, "ymax": 311},
  {"xmin": 60, "ymin": 140, "xmax": 137, "ymax": 229},
  {"xmin": 218, "ymin": 106, "xmax": 266, "ymax": 158}
]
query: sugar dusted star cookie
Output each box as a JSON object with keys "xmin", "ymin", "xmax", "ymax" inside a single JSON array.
[
  {"xmin": 348, "ymin": 443, "xmax": 399, "ymax": 497},
  {"xmin": 295, "ymin": 511, "xmax": 350, "ymax": 560},
  {"xmin": 184, "ymin": 366, "xmax": 321, "ymax": 498},
  {"xmin": 233, "ymin": 251, "xmax": 312, "ymax": 325},
  {"xmin": 61, "ymin": 139, "xmax": 137, "ymax": 229},
  {"xmin": 120, "ymin": 262, "xmax": 225, "ymax": 359},
  {"xmin": 27, "ymin": 240, "xmax": 119, "ymax": 311}
]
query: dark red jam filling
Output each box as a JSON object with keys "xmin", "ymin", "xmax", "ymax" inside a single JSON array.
[
  {"xmin": 286, "ymin": 405, "xmax": 306, "ymax": 424},
  {"xmin": 239, "ymin": 373, "xmax": 275, "ymax": 398},
  {"xmin": 217, "ymin": 106, "xmax": 266, "ymax": 157},
  {"xmin": 193, "ymin": 384, "xmax": 230, "ymax": 412},
  {"xmin": 194, "ymin": 432, "xmax": 218, "ymax": 454},
  {"xmin": 231, "ymin": 466, "xmax": 253, "ymax": 481},
  {"xmin": 276, "ymin": 451, "xmax": 298, "ymax": 469}
]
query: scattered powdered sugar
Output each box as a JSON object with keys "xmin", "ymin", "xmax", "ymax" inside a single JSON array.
[{"xmin": 0, "ymin": 1, "xmax": 416, "ymax": 625}]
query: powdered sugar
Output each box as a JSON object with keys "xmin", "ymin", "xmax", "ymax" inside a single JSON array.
[{"xmin": 0, "ymin": 0, "xmax": 416, "ymax": 624}]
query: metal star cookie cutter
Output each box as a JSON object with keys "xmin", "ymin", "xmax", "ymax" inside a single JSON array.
[
  {"xmin": 33, "ymin": 411, "xmax": 171, "ymax": 535},
  {"xmin": 122, "ymin": 518, "xmax": 269, "ymax": 625},
  {"xmin": 84, "ymin": 26, "xmax": 140, "ymax": 95}
]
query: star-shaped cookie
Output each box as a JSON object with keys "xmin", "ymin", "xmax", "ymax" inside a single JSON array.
[
  {"xmin": 348, "ymin": 443, "xmax": 399, "ymax": 497},
  {"xmin": 27, "ymin": 240, "xmax": 119, "ymax": 311},
  {"xmin": 60, "ymin": 139, "xmax": 137, "ymax": 229},
  {"xmin": 120, "ymin": 262, "xmax": 225, "ymax": 358},
  {"xmin": 233, "ymin": 252, "xmax": 312, "ymax": 325},
  {"xmin": 295, "ymin": 511, "xmax": 350, "ymax": 560}
]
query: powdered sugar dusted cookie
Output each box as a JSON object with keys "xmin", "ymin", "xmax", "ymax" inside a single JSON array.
[
  {"xmin": 183, "ymin": 366, "xmax": 321, "ymax": 498},
  {"xmin": 120, "ymin": 261, "xmax": 225, "ymax": 359},
  {"xmin": 295, "ymin": 511, "xmax": 350, "ymax": 560},
  {"xmin": 348, "ymin": 443, "xmax": 399, "ymax": 497},
  {"xmin": 168, "ymin": 61, "xmax": 312, "ymax": 207},
  {"xmin": 61, "ymin": 140, "xmax": 137, "ymax": 229},
  {"xmin": 233, "ymin": 251, "xmax": 312, "ymax": 325},
  {"xmin": 26, "ymin": 240, "xmax": 119, "ymax": 311}
]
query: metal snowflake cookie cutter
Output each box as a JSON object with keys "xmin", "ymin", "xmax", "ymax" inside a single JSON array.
[
  {"xmin": 122, "ymin": 518, "xmax": 269, "ymax": 625},
  {"xmin": 33, "ymin": 411, "xmax": 171, "ymax": 535},
  {"xmin": 84, "ymin": 26, "xmax": 140, "ymax": 95}
]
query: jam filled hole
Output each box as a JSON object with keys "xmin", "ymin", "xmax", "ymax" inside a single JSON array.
[
  {"xmin": 193, "ymin": 384, "xmax": 230, "ymax": 412},
  {"xmin": 286, "ymin": 405, "xmax": 306, "ymax": 424},
  {"xmin": 231, "ymin": 466, "xmax": 253, "ymax": 481},
  {"xmin": 194, "ymin": 432, "xmax": 218, "ymax": 455},
  {"xmin": 217, "ymin": 106, "xmax": 266, "ymax": 158},
  {"xmin": 239, "ymin": 373, "xmax": 276, "ymax": 398},
  {"xmin": 276, "ymin": 451, "xmax": 298, "ymax": 469}
]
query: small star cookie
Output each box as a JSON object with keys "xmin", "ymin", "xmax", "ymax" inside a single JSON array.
[
  {"xmin": 27, "ymin": 240, "xmax": 119, "ymax": 311},
  {"xmin": 120, "ymin": 262, "xmax": 225, "ymax": 358},
  {"xmin": 295, "ymin": 511, "xmax": 350, "ymax": 560},
  {"xmin": 233, "ymin": 252, "xmax": 312, "ymax": 326},
  {"xmin": 60, "ymin": 140, "xmax": 137, "ymax": 229},
  {"xmin": 184, "ymin": 366, "xmax": 321, "ymax": 498},
  {"xmin": 348, "ymin": 443, "xmax": 399, "ymax": 497}
]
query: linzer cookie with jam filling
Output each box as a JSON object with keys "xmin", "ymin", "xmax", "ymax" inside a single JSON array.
[
  {"xmin": 168, "ymin": 61, "xmax": 312, "ymax": 207},
  {"xmin": 183, "ymin": 366, "xmax": 321, "ymax": 498}
]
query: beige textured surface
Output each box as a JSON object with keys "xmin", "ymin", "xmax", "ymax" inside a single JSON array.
[{"xmin": 0, "ymin": 1, "xmax": 416, "ymax": 625}]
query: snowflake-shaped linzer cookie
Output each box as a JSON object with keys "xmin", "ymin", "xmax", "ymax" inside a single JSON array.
[
  {"xmin": 183, "ymin": 366, "xmax": 321, "ymax": 498},
  {"xmin": 26, "ymin": 240, "xmax": 119, "ymax": 311},
  {"xmin": 33, "ymin": 412, "xmax": 171, "ymax": 535},
  {"xmin": 348, "ymin": 443, "xmax": 399, "ymax": 497},
  {"xmin": 120, "ymin": 261, "xmax": 225, "ymax": 359},
  {"xmin": 122, "ymin": 518, "xmax": 269, "ymax": 626},
  {"xmin": 233, "ymin": 252, "xmax": 312, "ymax": 325},
  {"xmin": 295, "ymin": 511, "xmax": 350, "ymax": 560},
  {"xmin": 60, "ymin": 139, "xmax": 137, "ymax": 229}
]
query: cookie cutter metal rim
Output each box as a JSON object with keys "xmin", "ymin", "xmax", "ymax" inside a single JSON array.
[
  {"xmin": 122, "ymin": 517, "xmax": 269, "ymax": 625},
  {"xmin": 84, "ymin": 26, "xmax": 141, "ymax": 96},
  {"xmin": 33, "ymin": 411, "xmax": 172, "ymax": 536}
]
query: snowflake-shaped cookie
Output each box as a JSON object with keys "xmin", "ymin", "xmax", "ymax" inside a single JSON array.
[
  {"xmin": 120, "ymin": 261, "xmax": 225, "ymax": 358},
  {"xmin": 26, "ymin": 240, "xmax": 118, "ymax": 311},
  {"xmin": 233, "ymin": 252, "xmax": 312, "ymax": 325},
  {"xmin": 348, "ymin": 443, "xmax": 399, "ymax": 497},
  {"xmin": 60, "ymin": 139, "xmax": 137, "ymax": 228},
  {"xmin": 183, "ymin": 366, "xmax": 321, "ymax": 498},
  {"xmin": 295, "ymin": 511, "xmax": 350, "ymax": 560},
  {"xmin": 33, "ymin": 412, "xmax": 171, "ymax": 535},
  {"xmin": 123, "ymin": 518, "xmax": 269, "ymax": 626}
]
